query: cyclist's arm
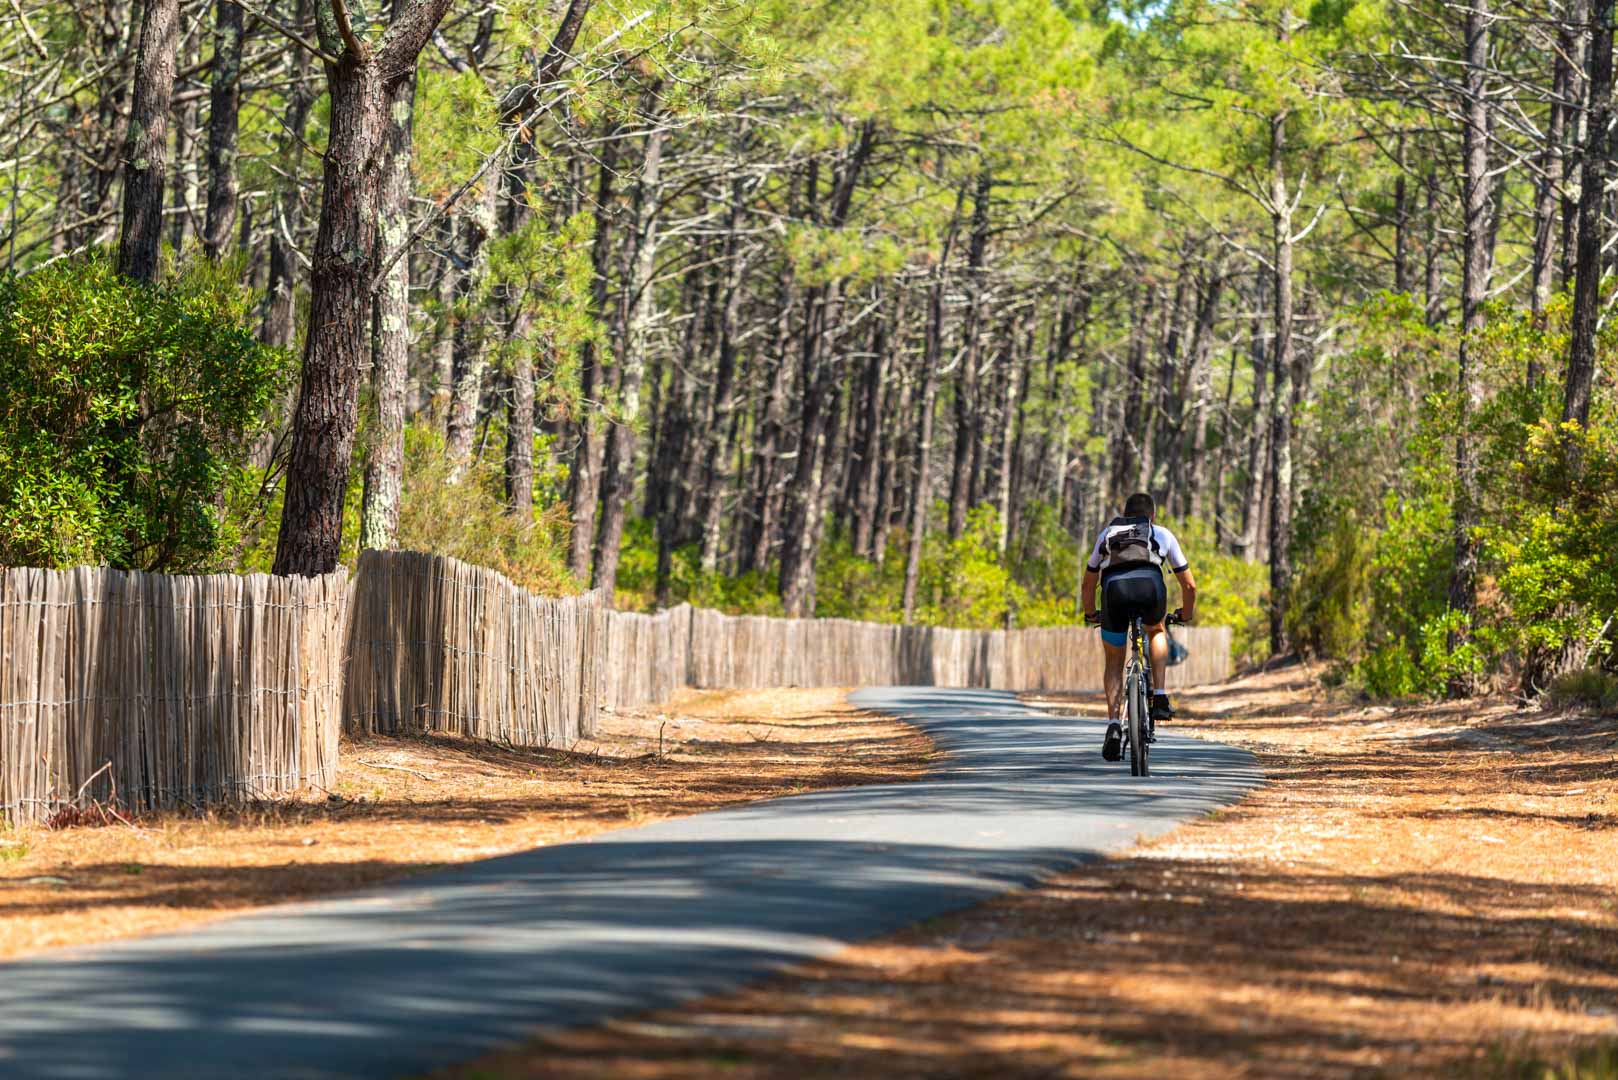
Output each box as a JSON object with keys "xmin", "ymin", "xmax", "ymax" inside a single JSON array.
[
  {"xmin": 1080, "ymin": 529, "xmax": 1106, "ymax": 619},
  {"xmin": 1173, "ymin": 566, "xmax": 1197, "ymax": 622}
]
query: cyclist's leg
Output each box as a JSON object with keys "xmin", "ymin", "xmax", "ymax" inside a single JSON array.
[
  {"xmin": 1098, "ymin": 575, "xmax": 1131, "ymax": 721},
  {"xmin": 1145, "ymin": 621, "xmax": 1169, "ymax": 692},
  {"xmin": 1102, "ymin": 638, "xmax": 1125, "ymax": 719},
  {"xmin": 1141, "ymin": 569, "xmax": 1171, "ymax": 718}
]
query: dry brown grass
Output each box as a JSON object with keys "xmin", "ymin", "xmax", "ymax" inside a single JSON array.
[
  {"xmin": 0, "ymin": 688, "xmax": 932, "ymax": 960},
  {"xmin": 432, "ymin": 670, "xmax": 1618, "ymax": 1080}
]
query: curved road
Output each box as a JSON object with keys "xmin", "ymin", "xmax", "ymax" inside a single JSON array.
[{"xmin": 0, "ymin": 687, "xmax": 1261, "ymax": 1080}]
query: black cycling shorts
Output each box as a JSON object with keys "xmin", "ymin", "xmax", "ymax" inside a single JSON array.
[{"xmin": 1100, "ymin": 566, "xmax": 1167, "ymax": 636}]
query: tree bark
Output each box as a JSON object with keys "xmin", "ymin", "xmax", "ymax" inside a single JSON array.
[
  {"xmin": 1240, "ymin": 277, "xmax": 1270, "ymax": 561},
  {"xmin": 995, "ymin": 315, "xmax": 1027, "ymax": 553},
  {"xmin": 1267, "ymin": 109, "xmax": 1298, "ymax": 654},
  {"xmin": 948, "ymin": 170, "xmax": 992, "ymax": 539},
  {"xmin": 851, "ymin": 299, "xmax": 890, "ymax": 558},
  {"xmin": 567, "ymin": 132, "xmax": 620, "ymax": 581},
  {"xmin": 444, "ymin": 178, "xmax": 502, "ymax": 465},
  {"xmin": 273, "ymin": 0, "xmax": 456, "ymax": 575},
  {"xmin": 778, "ymin": 121, "xmax": 876, "ymax": 614},
  {"xmin": 871, "ymin": 313, "xmax": 912, "ymax": 566},
  {"xmin": 168, "ymin": 34, "xmax": 198, "ymax": 257},
  {"xmin": 1185, "ymin": 268, "xmax": 1224, "ymax": 521},
  {"xmin": 1447, "ymin": 0, "xmax": 1495, "ymax": 690},
  {"xmin": 263, "ymin": 0, "xmax": 315, "ymax": 349},
  {"xmin": 358, "ymin": 49, "xmax": 416, "ymax": 552},
  {"xmin": 903, "ymin": 275, "xmax": 946, "ymax": 623},
  {"xmin": 697, "ymin": 183, "xmax": 747, "ymax": 573},
  {"xmin": 741, "ymin": 283, "xmax": 795, "ymax": 574},
  {"xmin": 1561, "ymin": 6, "xmax": 1591, "ymax": 291},
  {"xmin": 593, "ymin": 119, "xmax": 666, "ymax": 599},
  {"xmin": 500, "ymin": 149, "xmax": 543, "ymax": 520},
  {"xmin": 117, "ymin": 0, "xmax": 179, "ymax": 281},
  {"xmin": 203, "ymin": 0, "xmax": 245, "ymax": 261},
  {"xmin": 1565, "ymin": 0, "xmax": 1612, "ymax": 432}
]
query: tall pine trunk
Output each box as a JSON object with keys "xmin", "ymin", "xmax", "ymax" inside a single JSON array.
[
  {"xmin": 1566, "ymin": 0, "xmax": 1613, "ymax": 433},
  {"xmin": 948, "ymin": 170, "xmax": 991, "ymax": 538},
  {"xmin": 358, "ymin": 52, "xmax": 416, "ymax": 552},
  {"xmin": 444, "ymin": 179, "xmax": 502, "ymax": 465},
  {"xmin": 567, "ymin": 134, "xmax": 619, "ymax": 580},
  {"xmin": 203, "ymin": 0, "xmax": 244, "ymax": 261},
  {"xmin": 1266, "ymin": 109, "xmax": 1298, "ymax": 654},
  {"xmin": 1447, "ymin": 0, "xmax": 1495, "ymax": 692},
  {"xmin": 273, "ymin": 0, "xmax": 454, "ymax": 575},
  {"xmin": 593, "ymin": 119, "xmax": 666, "ymax": 598},
  {"xmin": 903, "ymin": 274, "xmax": 946, "ymax": 623},
  {"xmin": 117, "ymin": 0, "xmax": 179, "ymax": 281}
]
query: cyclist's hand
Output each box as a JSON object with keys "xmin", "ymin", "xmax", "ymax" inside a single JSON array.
[
  {"xmin": 1083, "ymin": 610, "xmax": 1102, "ymax": 627},
  {"xmin": 1169, "ymin": 608, "xmax": 1190, "ymax": 626}
]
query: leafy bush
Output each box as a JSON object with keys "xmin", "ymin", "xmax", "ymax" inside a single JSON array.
[
  {"xmin": 1489, "ymin": 419, "xmax": 1618, "ymax": 682},
  {"xmin": 913, "ymin": 505, "xmax": 1027, "ymax": 628},
  {"xmin": 0, "ymin": 257, "xmax": 291, "ymax": 570},
  {"xmin": 1355, "ymin": 639, "xmax": 1422, "ymax": 699},
  {"xmin": 1285, "ymin": 508, "xmax": 1372, "ymax": 660}
]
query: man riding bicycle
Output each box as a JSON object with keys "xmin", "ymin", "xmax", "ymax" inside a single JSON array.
[{"xmin": 1080, "ymin": 492, "xmax": 1197, "ymax": 762}]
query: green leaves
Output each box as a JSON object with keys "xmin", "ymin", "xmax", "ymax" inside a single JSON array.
[{"xmin": 0, "ymin": 256, "xmax": 292, "ymax": 571}]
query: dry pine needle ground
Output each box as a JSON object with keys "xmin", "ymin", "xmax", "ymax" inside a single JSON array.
[{"xmin": 0, "ymin": 688, "xmax": 933, "ymax": 960}]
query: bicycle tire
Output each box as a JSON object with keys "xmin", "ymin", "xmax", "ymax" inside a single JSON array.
[
  {"xmin": 1134, "ymin": 674, "xmax": 1150, "ymax": 776},
  {"xmin": 1125, "ymin": 669, "xmax": 1145, "ymax": 776}
]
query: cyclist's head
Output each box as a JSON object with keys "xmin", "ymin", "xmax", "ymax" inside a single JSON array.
[{"xmin": 1123, "ymin": 492, "xmax": 1155, "ymax": 519}]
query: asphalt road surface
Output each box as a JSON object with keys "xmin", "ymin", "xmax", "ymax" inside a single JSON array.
[{"xmin": 0, "ymin": 687, "xmax": 1262, "ymax": 1080}]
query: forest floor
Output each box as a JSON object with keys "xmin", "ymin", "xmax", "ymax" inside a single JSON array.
[
  {"xmin": 433, "ymin": 668, "xmax": 1618, "ymax": 1080},
  {"xmin": 0, "ymin": 688, "xmax": 933, "ymax": 960}
]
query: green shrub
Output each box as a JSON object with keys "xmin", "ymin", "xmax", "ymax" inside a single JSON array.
[
  {"xmin": 1286, "ymin": 508, "xmax": 1372, "ymax": 660},
  {"xmin": 1356, "ymin": 639, "xmax": 1422, "ymax": 698},
  {"xmin": 0, "ymin": 256, "xmax": 291, "ymax": 570},
  {"xmin": 912, "ymin": 505, "xmax": 1027, "ymax": 628},
  {"xmin": 1162, "ymin": 515, "xmax": 1270, "ymax": 667}
]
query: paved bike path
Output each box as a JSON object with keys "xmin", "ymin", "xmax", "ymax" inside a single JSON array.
[{"xmin": 0, "ymin": 687, "xmax": 1262, "ymax": 1080}]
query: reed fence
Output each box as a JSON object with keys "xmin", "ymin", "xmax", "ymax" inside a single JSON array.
[
  {"xmin": 0, "ymin": 565, "xmax": 346, "ymax": 825},
  {"xmin": 600, "ymin": 604, "xmax": 694, "ymax": 709},
  {"xmin": 681, "ymin": 610, "xmax": 1230, "ymax": 692},
  {"xmin": 342, "ymin": 550, "xmax": 606, "ymax": 745}
]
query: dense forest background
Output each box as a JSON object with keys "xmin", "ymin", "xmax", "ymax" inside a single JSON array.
[{"xmin": 1, "ymin": 0, "xmax": 1615, "ymax": 700}]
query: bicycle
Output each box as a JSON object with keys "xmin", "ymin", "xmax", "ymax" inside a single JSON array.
[{"xmin": 1119, "ymin": 610, "xmax": 1184, "ymax": 777}]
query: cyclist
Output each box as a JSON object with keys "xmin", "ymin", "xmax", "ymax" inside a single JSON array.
[{"xmin": 1080, "ymin": 492, "xmax": 1197, "ymax": 761}]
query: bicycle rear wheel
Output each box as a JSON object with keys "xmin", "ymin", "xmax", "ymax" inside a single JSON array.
[{"xmin": 1126, "ymin": 669, "xmax": 1149, "ymax": 776}]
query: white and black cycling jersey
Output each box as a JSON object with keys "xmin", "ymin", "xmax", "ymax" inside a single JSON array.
[{"xmin": 1085, "ymin": 519, "xmax": 1190, "ymax": 577}]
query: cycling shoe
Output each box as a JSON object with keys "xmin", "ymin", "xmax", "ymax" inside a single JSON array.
[{"xmin": 1102, "ymin": 722, "xmax": 1123, "ymax": 762}]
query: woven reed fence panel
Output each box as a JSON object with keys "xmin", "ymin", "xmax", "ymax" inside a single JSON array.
[
  {"xmin": 342, "ymin": 550, "xmax": 606, "ymax": 745},
  {"xmin": 600, "ymin": 605, "xmax": 693, "ymax": 709},
  {"xmin": 0, "ymin": 566, "xmax": 346, "ymax": 825},
  {"xmin": 1002, "ymin": 624, "xmax": 1231, "ymax": 690},
  {"xmin": 682, "ymin": 610, "xmax": 1230, "ymax": 692}
]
